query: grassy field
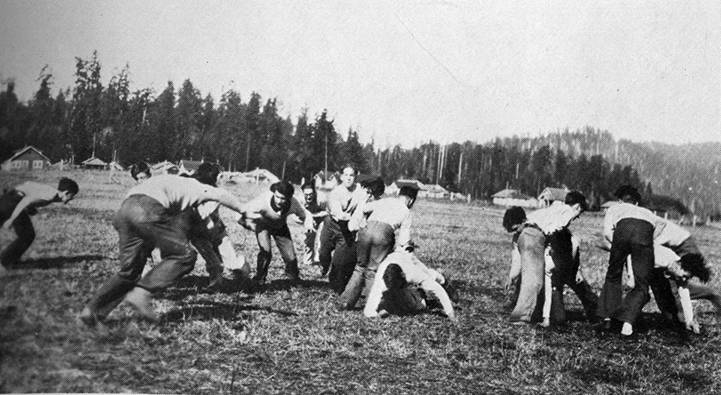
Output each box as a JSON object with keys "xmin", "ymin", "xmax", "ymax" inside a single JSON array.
[{"xmin": 2, "ymin": 169, "xmax": 721, "ymax": 393}]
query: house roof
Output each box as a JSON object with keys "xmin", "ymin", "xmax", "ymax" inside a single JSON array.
[
  {"xmin": 492, "ymin": 188, "xmax": 534, "ymax": 200},
  {"xmin": 7, "ymin": 145, "xmax": 51, "ymax": 162},
  {"xmin": 152, "ymin": 161, "xmax": 176, "ymax": 170},
  {"xmin": 394, "ymin": 179, "xmax": 426, "ymax": 191},
  {"xmin": 243, "ymin": 168, "xmax": 280, "ymax": 183},
  {"xmin": 424, "ymin": 184, "xmax": 449, "ymax": 193},
  {"xmin": 82, "ymin": 156, "xmax": 107, "ymax": 166},
  {"xmin": 539, "ymin": 187, "xmax": 568, "ymax": 201}
]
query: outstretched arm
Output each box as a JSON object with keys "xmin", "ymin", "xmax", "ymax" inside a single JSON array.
[
  {"xmin": 677, "ymin": 284, "xmax": 699, "ymax": 334},
  {"xmin": 421, "ymin": 279, "xmax": 456, "ymax": 321},
  {"xmin": 3, "ymin": 196, "xmax": 46, "ymax": 229}
]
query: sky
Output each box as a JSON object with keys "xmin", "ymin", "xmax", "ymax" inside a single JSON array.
[{"xmin": 1, "ymin": 0, "xmax": 719, "ymax": 148}]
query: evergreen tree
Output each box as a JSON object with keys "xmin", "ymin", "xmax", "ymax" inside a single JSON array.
[
  {"xmin": 68, "ymin": 51, "xmax": 103, "ymax": 162},
  {"xmin": 175, "ymin": 79, "xmax": 203, "ymax": 159}
]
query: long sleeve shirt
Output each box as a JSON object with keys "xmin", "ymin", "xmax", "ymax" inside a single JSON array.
[
  {"xmin": 364, "ymin": 251, "xmax": 454, "ymax": 319},
  {"xmin": 602, "ymin": 202, "xmax": 667, "ymax": 244},
  {"xmin": 654, "ymin": 220, "xmax": 691, "ymax": 248},
  {"xmin": 326, "ymin": 184, "xmax": 364, "ymax": 221},
  {"xmin": 241, "ymin": 191, "xmax": 313, "ymax": 230}
]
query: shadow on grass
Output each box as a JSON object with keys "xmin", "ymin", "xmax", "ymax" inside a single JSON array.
[
  {"xmin": 161, "ymin": 300, "xmax": 297, "ymax": 322},
  {"xmin": 255, "ymin": 278, "xmax": 329, "ymax": 293},
  {"xmin": 8, "ymin": 254, "xmax": 106, "ymax": 270}
]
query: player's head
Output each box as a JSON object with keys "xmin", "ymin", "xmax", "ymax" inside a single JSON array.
[
  {"xmin": 399, "ymin": 185, "xmax": 419, "ymax": 208},
  {"xmin": 680, "ymin": 253, "xmax": 710, "ymax": 283},
  {"xmin": 130, "ymin": 162, "xmax": 151, "ymax": 182},
  {"xmin": 361, "ymin": 176, "xmax": 385, "ymax": 199},
  {"xmin": 57, "ymin": 177, "xmax": 79, "ymax": 203},
  {"xmin": 614, "ymin": 185, "xmax": 642, "ymax": 205},
  {"xmin": 301, "ymin": 182, "xmax": 316, "ymax": 204},
  {"xmin": 383, "ymin": 263, "xmax": 408, "ymax": 290},
  {"xmin": 565, "ymin": 190, "xmax": 588, "ymax": 218},
  {"xmin": 270, "ymin": 181, "xmax": 295, "ymax": 206},
  {"xmin": 339, "ymin": 164, "xmax": 357, "ymax": 188},
  {"xmin": 502, "ymin": 206, "xmax": 526, "ymax": 233},
  {"xmin": 195, "ymin": 163, "xmax": 221, "ymax": 187}
]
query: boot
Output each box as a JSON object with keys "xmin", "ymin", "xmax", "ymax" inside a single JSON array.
[{"xmin": 124, "ymin": 287, "xmax": 159, "ymax": 323}]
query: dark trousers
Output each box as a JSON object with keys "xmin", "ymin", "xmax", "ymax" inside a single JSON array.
[
  {"xmin": 86, "ymin": 195, "xmax": 197, "ymax": 317},
  {"xmin": 254, "ymin": 222, "xmax": 298, "ymax": 283},
  {"xmin": 0, "ymin": 192, "xmax": 35, "ymax": 267},
  {"xmin": 318, "ymin": 217, "xmax": 357, "ymax": 293},
  {"xmin": 546, "ymin": 229, "xmax": 599, "ymax": 323},
  {"xmin": 648, "ymin": 268, "xmax": 680, "ymax": 322},
  {"xmin": 338, "ymin": 221, "xmax": 395, "ymax": 309},
  {"xmin": 597, "ymin": 218, "xmax": 655, "ymax": 324}
]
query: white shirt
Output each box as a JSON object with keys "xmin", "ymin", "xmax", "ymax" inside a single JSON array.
[
  {"xmin": 353, "ymin": 197, "xmax": 413, "ymax": 246},
  {"xmin": 602, "ymin": 202, "xmax": 666, "ymax": 243},
  {"xmin": 364, "ymin": 251, "xmax": 454, "ymax": 319},
  {"xmin": 327, "ymin": 184, "xmax": 365, "ymax": 221},
  {"xmin": 127, "ymin": 175, "xmax": 213, "ymax": 212},
  {"xmin": 655, "ymin": 220, "xmax": 691, "ymax": 248},
  {"xmin": 526, "ymin": 201, "xmax": 578, "ymax": 235}
]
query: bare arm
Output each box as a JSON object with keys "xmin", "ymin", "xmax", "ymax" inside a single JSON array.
[
  {"xmin": 3, "ymin": 196, "xmax": 46, "ymax": 229},
  {"xmin": 202, "ymin": 187, "xmax": 245, "ymax": 215}
]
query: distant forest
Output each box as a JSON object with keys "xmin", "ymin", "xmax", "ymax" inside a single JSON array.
[{"xmin": 1, "ymin": 52, "xmax": 719, "ymax": 216}]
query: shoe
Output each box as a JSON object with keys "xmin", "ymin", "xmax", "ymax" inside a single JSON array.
[
  {"xmin": 124, "ymin": 287, "xmax": 159, "ymax": 323},
  {"xmin": 78, "ymin": 306, "xmax": 99, "ymax": 327},
  {"xmin": 620, "ymin": 332, "xmax": 639, "ymax": 342},
  {"xmin": 206, "ymin": 273, "xmax": 226, "ymax": 291},
  {"xmin": 509, "ymin": 317, "xmax": 531, "ymax": 326}
]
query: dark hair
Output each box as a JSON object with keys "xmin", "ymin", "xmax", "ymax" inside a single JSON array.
[
  {"xmin": 502, "ymin": 206, "xmax": 526, "ymax": 233},
  {"xmin": 565, "ymin": 190, "xmax": 588, "ymax": 212},
  {"xmin": 680, "ymin": 253, "xmax": 710, "ymax": 283},
  {"xmin": 194, "ymin": 162, "xmax": 221, "ymax": 186},
  {"xmin": 58, "ymin": 178, "xmax": 79, "ymax": 195},
  {"xmin": 614, "ymin": 185, "xmax": 642, "ymax": 204},
  {"xmin": 340, "ymin": 164, "xmax": 357, "ymax": 175},
  {"xmin": 383, "ymin": 263, "xmax": 408, "ymax": 290},
  {"xmin": 130, "ymin": 162, "xmax": 151, "ymax": 180},
  {"xmin": 270, "ymin": 181, "xmax": 295, "ymax": 198},
  {"xmin": 399, "ymin": 186, "xmax": 419, "ymax": 202},
  {"xmin": 362, "ymin": 176, "xmax": 385, "ymax": 198},
  {"xmin": 301, "ymin": 182, "xmax": 316, "ymax": 192}
]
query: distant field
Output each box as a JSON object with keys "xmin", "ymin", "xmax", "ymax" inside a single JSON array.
[{"xmin": 1, "ymin": 169, "xmax": 721, "ymax": 393}]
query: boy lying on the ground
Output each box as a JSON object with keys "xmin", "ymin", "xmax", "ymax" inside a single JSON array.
[{"xmin": 363, "ymin": 250, "xmax": 457, "ymax": 321}]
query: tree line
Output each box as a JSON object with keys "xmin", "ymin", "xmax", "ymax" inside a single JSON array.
[{"xmin": 2, "ymin": 52, "xmax": 714, "ymax": 216}]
